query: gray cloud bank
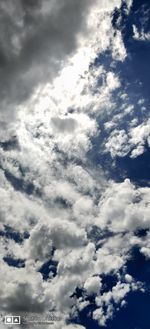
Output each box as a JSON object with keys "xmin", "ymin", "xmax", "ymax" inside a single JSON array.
[{"xmin": 0, "ymin": 0, "xmax": 93, "ymax": 117}]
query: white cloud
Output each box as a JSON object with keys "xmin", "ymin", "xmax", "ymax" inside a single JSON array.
[
  {"xmin": 0, "ymin": 260, "xmax": 47, "ymax": 313},
  {"xmin": 130, "ymin": 119, "xmax": 150, "ymax": 157},
  {"xmin": 93, "ymin": 279, "xmax": 141, "ymax": 326},
  {"xmin": 84, "ymin": 276, "xmax": 102, "ymax": 295},
  {"xmin": 133, "ymin": 24, "xmax": 150, "ymax": 41},
  {"xmin": 105, "ymin": 129, "xmax": 130, "ymax": 157},
  {"xmin": 125, "ymin": 0, "xmax": 133, "ymax": 13},
  {"xmin": 105, "ymin": 119, "xmax": 150, "ymax": 158},
  {"xmin": 96, "ymin": 179, "xmax": 150, "ymax": 233},
  {"xmin": 25, "ymin": 219, "xmax": 87, "ymax": 264}
]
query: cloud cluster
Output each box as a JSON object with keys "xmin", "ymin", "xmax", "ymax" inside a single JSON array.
[
  {"xmin": 1, "ymin": 0, "xmax": 150, "ymax": 327},
  {"xmin": 96, "ymin": 179, "xmax": 150, "ymax": 232},
  {"xmin": 105, "ymin": 119, "xmax": 150, "ymax": 158},
  {"xmin": 0, "ymin": 0, "xmax": 94, "ymax": 119},
  {"xmin": 93, "ymin": 278, "xmax": 141, "ymax": 326}
]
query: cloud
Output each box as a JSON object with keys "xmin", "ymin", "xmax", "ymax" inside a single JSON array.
[
  {"xmin": 0, "ymin": 0, "xmax": 126, "ymax": 124},
  {"xmin": 133, "ymin": 24, "xmax": 150, "ymax": 41},
  {"xmin": 0, "ymin": 260, "xmax": 47, "ymax": 313},
  {"xmin": 63, "ymin": 325, "xmax": 86, "ymax": 329},
  {"xmin": 0, "ymin": 0, "xmax": 94, "ymax": 119},
  {"xmin": 96, "ymin": 179, "xmax": 150, "ymax": 233},
  {"xmin": 0, "ymin": 0, "xmax": 149, "ymax": 327},
  {"xmin": 93, "ymin": 280, "xmax": 138, "ymax": 326},
  {"xmin": 112, "ymin": 30, "xmax": 127, "ymax": 61},
  {"xmin": 105, "ymin": 129, "xmax": 130, "ymax": 157},
  {"xmin": 105, "ymin": 119, "xmax": 150, "ymax": 158},
  {"xmin": 51, "ymin": 117, "xmax": 77, "ymax": 134},
  {"xmin": 25, "ymin": 219, "xmax": 87, "ymax": 263},
  {"xmin": 84, "ymin": 276, "xmax": 102, "ymax": 295}
]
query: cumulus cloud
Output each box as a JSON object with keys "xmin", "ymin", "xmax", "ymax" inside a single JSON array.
[
  {"xmin": 0, "ymin": 260, "xmax": 47, "ymax": 313},
  {"xmin": 96, "ymin": 179, "xmax": 150, "ymax": 232},
  {"xmin": 84, "ymin": 276, "xmax": 102, "ymax": 295},
  {"xmin": 105, "ymin": 119, "xmax": 150, "ymax": 158},
  {"xmin": 25, "ymin": 220, "xmax": 87, "ymax": 264},
  {"xmin": 93, "ymin": 280, "xmax": 140, "ymax": 326}
]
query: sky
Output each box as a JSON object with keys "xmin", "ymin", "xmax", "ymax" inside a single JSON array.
[{"xmin": 0, "ymin": 0, "xmax": 150, "ymax": 328}]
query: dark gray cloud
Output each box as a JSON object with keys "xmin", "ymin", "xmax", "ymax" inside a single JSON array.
[{"xmin": 0, "ymin": 0, "xmax": 93, "ymax": 118}]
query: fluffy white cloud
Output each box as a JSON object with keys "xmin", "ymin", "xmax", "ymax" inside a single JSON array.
[
  {"xmin": 0, "ymin": 260, "xmax": 47, "ymax": 313},
  {"xmin": 84, "ymin": 276, "xmax": 102, "ymax": 295},
  {"xmin": 25, "ymin": 220, "xmax": 87, "ymax": 263},
  {"xmin": 96, "ymin": 179, "xmax": 150, "ymax": 232},
  {"xmin": 105, "ymin": 119, "xmax": 150, "ymax": 158},
  {"xmin": 105, "ymin": 129, "xmax": 130, "ymax": 157},
  {"xmin": 93, "ymin": 280, "xmax": 139, "ymax": 326}
]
